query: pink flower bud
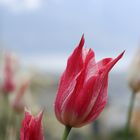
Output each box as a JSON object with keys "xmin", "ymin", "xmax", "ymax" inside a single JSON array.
[{"xmin": 54, "ymin": 35, "xmax": 124, "ymax": 127}]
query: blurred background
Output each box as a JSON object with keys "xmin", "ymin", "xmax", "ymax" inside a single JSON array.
[{"xmin": 1, "ymin": 0, "xmax": 140, "ymax": 140}]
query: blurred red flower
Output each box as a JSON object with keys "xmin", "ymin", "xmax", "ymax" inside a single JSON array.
[
  {"xmin": 11, "ymin": 80, "xmax": 29, "ymax": 113},
  {"xmin": 20, "ymin": 110, "xmax": 45, "ymax": 140},
  {"xmin": 2, "ymin": 53, "xmax": 15, "ymax": 94},
  {"xmin": 55, "ymin": 35, "xmax": 124, "ymax": 127}
]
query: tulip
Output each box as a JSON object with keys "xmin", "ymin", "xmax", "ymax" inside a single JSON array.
[
  {"xmin": 20, "ymin": 109, "xmax": 45, "ymax": 140},
  {"xmin": 54, "ymin": 35, "xmax": 124, "ymax": 132},
  {"xmin": 11, "ymin": 80, "xmax": 29, "ymax": 113},
  {"xmin": 2, "ymin": 53, "xmax": 15, "ymax": 94},
  {"xmin": 127, "ymin": 47, "xmax": 140, "ymax": 93},
  {"xmin": 125, "ymin": 47, "xmax": 140, "ymax": 140}
]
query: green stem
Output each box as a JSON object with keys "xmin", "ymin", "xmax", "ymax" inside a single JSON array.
[
  {"xmin": 62, "ymin": 126, "xmax": 72, "ymax": 140},
  {"xmin": 3, "ymin": 95, "xmax": 9, "ymax": 140},
  {"xmin": 125, "ymin": 92, "xmax": 136, "ymax": 140}
]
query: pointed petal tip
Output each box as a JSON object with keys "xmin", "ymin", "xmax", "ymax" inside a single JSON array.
[
  {"xmin": 78, "ymin": 34, "xmax": 85, "ymax": 49},
  {"xmin": 116, "ymin": 50, "xmax": 125, "ymax": 60},
  {"xmin": 120, "ymin": 50, "xmax": 125, "ymax": 57},
  {"xmin": 38, "ymin": 110, "xmax": 44, "ymax": 120},
  {"xmin": 82, "ymin": 34, "xmax": 85, "ymax": 42},
  {"xmin": 24, "ymin": 107, "xmax": 32, "ymax": 119},
  {"xmin": 104, "ymin": 50, "xmax": 125, "ymax": 73},
  {"xmin": 24, "ymin": 107, "xmax": 31, "ymax": 114},
  {"xmin": 82, "ymin": 33, "xmax": 84, "ymax": 39}
]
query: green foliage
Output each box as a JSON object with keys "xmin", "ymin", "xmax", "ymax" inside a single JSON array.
[
  {"xmin": 110, "ymin": 129, "xmax": 138, "ymax": 140},
  {"xmin": 0, "ymin": 94, "xmax": 23, "ymax": 140}
]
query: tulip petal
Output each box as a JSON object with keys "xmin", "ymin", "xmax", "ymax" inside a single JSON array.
[
  {"xmin": 72, "ymin": 75, "xmax": 99, "ymax": 126},
  {"xmin": 65, "ymin": 35, "xmax": 85, "ymax": 78},
  {"xmin": 103, "ymin": 51, "xmax": 125, "ymax": 74},
  {"xmin": 55, "ymin": 71, "xmax": 81, "ymax": 123},
  {"xmin": 79, "ymin": 76, "xmax": 108, "ymax": 127},
  {"xmin": 85, "ymin": 57, "xmax": 112, "ymax": 82},
  {"xmin": 20, "ymin": 110, "xmax": 32, "ymax": 140}
]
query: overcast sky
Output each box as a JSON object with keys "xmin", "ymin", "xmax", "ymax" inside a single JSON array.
[{"xmin": 0, "ymin": 0, "xmax": 140, "ymax": 72}]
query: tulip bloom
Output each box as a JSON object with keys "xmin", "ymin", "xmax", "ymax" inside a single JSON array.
[
  {"xmin": 11, "ymin": 80, "xmax": 29, "ymax": 113},
  {"xmin": 20, "ymin": 110, "xmax": 45, "ymax": 140},
  {"xmin": 55, "ymin": 35, "xmax": 124, "ymax": 127},
  {"xmin": 127, "ymin": 47, "xmax": 140, "ymax": 93},
  {"xmin": 2, "ymin": 53, "xmax": 15, "ymax": 94}
]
